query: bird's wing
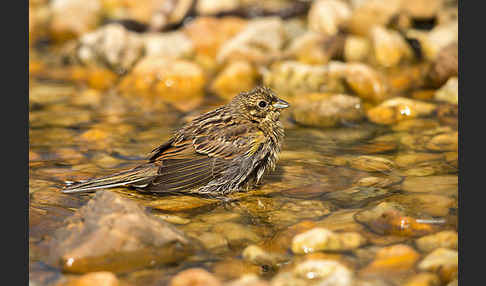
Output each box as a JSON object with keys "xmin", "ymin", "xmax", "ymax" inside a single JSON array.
[{"xmin": 146, "ymin": 121, "xmax": 266, "ymax": 193}]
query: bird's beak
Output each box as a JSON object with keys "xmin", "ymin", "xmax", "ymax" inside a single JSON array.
[{"xmin": 273, "ymin": 98, "xmax": 290, "ymax": 109}]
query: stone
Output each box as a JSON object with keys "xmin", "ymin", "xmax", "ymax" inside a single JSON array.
[
  {"xmin": 418, "ymin": 248, "xmax": 458, "ymax": 275},
  {"xmin": 285, "ymin": 31, "xmax": 345, "ymax": 65},
  {"xmin": 76, "ymin": 24, "xmax": 144, "ymax": 73},
  {"xmin": 169, "ymin": 268, "xmax": 222, "ymax": 286},
  {"xmin": 348, "ymin": 0, "xmax": 402, "ymax": 36},
  {"xmin": 118, "ymin": 56, "xmax": 205, "ymax": 109},
  {"xmin": 291, "ymin": 93, "xmax": 364, "ymax": 128},
  {"xmin": 291, "ymin": 227, "xmax": 366, "ymax": 254},
  {"xmin": 184, "ymin": 17, "xmax": 248, "ymax": 59},
  {"xmin": 213, "ymin": 222, "xmax": 261, "ymax": 246},
  {"xmin": 242, "ymin": 244, "xmax": 288, "ymax": 266},
  {"xmin": 399, "ymin": 127, "xmax": 457, "ymax": 152},
  {"xmin": 415, "ymin": 231, "xmax": 458, "ymax": 253},
  {"xmin": 391, "ymin": 119, "xmax": 440, "ymax": 132},
  {"xmin": 47, "ymin": 191, "xmax": 195, "ymax": 273},
  {"xmin": 385, "ymin": 193, "xmax": 455, "ymax": 217},
  {"xmin": 308, "ymin": 0, "xmax": 352, "ymax": 36},
  {"xmin": 371, "ymin": 26, "xmax": 413, "ymax": 67},
  {"xmin": 434, "ymin": 77, "xmax": 458, "ymax": 105},
  {"xmin": 142, "ymin": 31, "xmax": 194, "ymax": 59},
  {"xmin": 355, "ymin": 202, "xmax": 438, "ymax": 236},
  {"xmin": 395, "ymin": 153, "xmax": 445, "ymax": 168},
  {"xmin": 195, "ymin": 0, "xmax": 239, "ymax": 15},
  {"xmin": 212, "ymin": 259, "xmax": 261, "ymax": 281},
  {"xmin": 403, "ymin": 272, "xmax": 440, "ymax": 286},
  {"xmin": 217, "ymin": 17, "xmax": 286, "ymax": 65},
  {"xmin": 401, "ymin": 0, "xmax": 444, "ymax": 19},
  {"xmin": 367, "ymin": 97, "xmax": 437, "ymax": 125},
  {"xmin": 226, "ymin": 275, "xmax": 270, "ymax": 286},
  {"xmin": 49, "ymin": 0, "xmax": 102, "ymax": 41},
  {"xmin": 343, "ymin": 63, "xmax": 387, "ymax": 103},
  {"xmin": 428, "ymin": 42, "xmax": 458, "ymax": 87},
  {"xmin": 425, "ymin": 131, "xmax": 458, "ymax": 152},
  {"xmin": 209, "ymin": 61, "xmax": 258, "ymax": 100},
  {"xmin": 360, "ymin": 244, "xmax": 420, "ymax": 275},
  {"xmin": 67, "ymin": 272, "xmax": 119, "ymax": 286},
  {"xmin": 271, "ymin": 259, "xmax": 354, "ymax": 286},
  {"xmin": 401, "ymin": 175, "xmax": 457, "ymax": 195},
  {"xmin": 349, "ymin": 156, "xmax": 395, "ymax": 172},
  {"xmin": 324, "ymin": 186, "xmax": 393, "ymax": 208},
  {"xmin": 407, "ymin": 20, "xmax": 458, "ymax": 61},
  {"xmin": 193, "ymin": 232, "xmax": 228, "ymax": 250},
  {"xmin": 344, "ymin": 36, "xmax": 371, "ymax": 62}
]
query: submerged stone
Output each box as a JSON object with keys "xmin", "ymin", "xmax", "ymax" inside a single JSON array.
[{"xmin": 47, "ymin": 191, "xmax": 195, "ymax": 273}]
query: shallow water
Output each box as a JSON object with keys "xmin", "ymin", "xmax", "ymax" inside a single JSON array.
[{"xmin": 29, "ymin": 78, "xmax": 458, "ymax": 285}]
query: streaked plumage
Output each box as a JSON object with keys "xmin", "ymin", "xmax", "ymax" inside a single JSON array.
[{"xmin": 62, "ymin": 86, "xmax": 289, "ymax": 196}]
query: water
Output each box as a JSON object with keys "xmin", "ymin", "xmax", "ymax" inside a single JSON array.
[{"xmin": 29, "ymin": 77, "xmax": 458, "ymax": 285}]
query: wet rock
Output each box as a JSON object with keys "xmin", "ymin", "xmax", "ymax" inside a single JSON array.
[
  {"xmin": 271, "ymin": 259, "xmax": 354, "ymax": 286},
  {"xmin": 118, "ymin": 56, "xmax": 205, "ymax": 108},
  {"xmin": 291, "ymin": 93, "xmax": 364, "ymax": 128},
  {"xmin": 395, "ymin": 153, "xmax": 444, "ymax": 168},
  {"xmin": 371, "ymin": 26, "xmax": 413, "ymax": 68},
  {"xmin": 242, "ymin": 244, "xmax": 288, "ymax": 266},
  {"xmin": 415, "ymin": 231, "xmax": 458, "ymax": 253},
  {"xmin": 367, "ymin": 97, "xmax": 437, "ymax": 125},
  {"xmin": 263, "ymin": 61, "xmax": 345, "ymax": 96},
  {"xmin": 308, "ymin": 0, "xmax": 351, "ymax": 36},
  {"xmin": 212, "ymin": 259, "xmax": 261, "ymax": 281},
  {"xmin": 343, "ymin": 63, "xmax": 388, "ymax": 103},
  {"xmin": 191, "ymin": 232, "xmax": 228, "ymax": 250},
  {"xmin": 291, "ymin": 227, "xmax": 366, "ymax": 254},
  {"xmin": 344, "ymin": 36, "xmax": 371, "ymax": 62},
  {"xmin": 349, "ymin": 155, "xmax": 395, "ymax": 172},
  {"xmin": 76, "ymin": 24, "xmax": 144, "ymax": 73},
  {"xmin": 49, "ymin": 0, "xmax": 102, "ymax": 42},
  {"xmin": 360, "ymin": 244, "xmax": 420, "ymax": 275},
  {"xmin": 143, "ymin": 194, "xmax": 217, "ymax": 212},
  {"xmin": 348, "ymin": 0, "xmax": 402, "ymax": 37},
  {"xmin": 385, "ymin": 193, "xmax": 455, "ymax": 217},
  {"xmin": 285, "ymin": 32, "xmax": 345, "ymax": 65},
  {"xmin": 226, "ymin": 275, "xmax": 270, "ymax": 286},
  {"xmin": 29, "ymin": 84, "xmax": 75, "ymax": 107},
  {"xmin": 354, "ymin": 202, "xmax": 438, "ymax": 236},
  {"xmin": 437, "ymin": 103, "xmax": 458, "ymax": 129},
  {"xmin": 355, "ymin": 176, "xmax": 403, "ymax": 189},
  {"xmin": 386, "ymin": 64, "xmax": 430, "ymax": 93},
  {"xmin": 67, "ymin": 272, "xmax": 119, "ymax": 286},
  {"xmin": 401, "ymin": 175, "xmax": 457, "ymax": 196},
  {"xmin": 217, "ymin": 17, "xmax": 286, "ymax": 65},
  {"xmin": 213, "ymin": 222, "xmax": 261, "ymax": 246},
  {"xmin": 324, "ymin": 186, "xmax": 393, "ymax": 208},
  {"xmin": 428, "ymin": 42, "xmax": 458, "ymax": 87},
  {"xmin": 264, "ymin": 220, "xmax": 318, "ymax": 254},
  {"xmin": 195, "ymin": 0, "xmax": 239, "ymax": 15},
  {"xmin": 447, "ymin": 279, "xmax": 458, "ymax": 286},
  {"xmin": 169, "ymin": 268, "xmax": 222, "ymax": 286},
  {"xmin": 400, "ymin": 127, "xmax": 458, "ymax": 152},
  {"xmin": 47, "ymin": 191, "xmax": 195, "ymax": 273},
  {"xmin": 184, "ymin": 17, "xmax": 248, "ymax": 60},
  {"xmin": 407, "ymin": 20, "xmax": 458, "ymax": 61},
  {"xmin": 403, "ymin": 273, "xmax": 441, "ymax": 286},
  {"xmin": 209, "ymin": 61, "xmax": 258, "ymax": 100},
  {"xmin": 391, "ymin": 119, "xmax": 440, "ymax": 132},
  {"xmin": 434, "ymin": 77, "xmax": 458, "ymax": 105},
  {"xmin": 418, "ymin": 248, "xmax": 458, "ymax": 282},
  {"xmin": 142, "ymin": 31, "xmax": 194, "ymax": 59},
  {"xmin": 315, "ymin": 210, "xmax": 363, "ymax": 233}
]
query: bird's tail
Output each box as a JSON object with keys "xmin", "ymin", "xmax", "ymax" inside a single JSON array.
[{"xmin": 62, "ymin": 164, "xmax": 159, "ymax": 194}]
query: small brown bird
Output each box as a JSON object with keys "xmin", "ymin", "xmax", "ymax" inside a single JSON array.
[{"xmin": 63, "ymin": 86, "xmax": 289, "ymax": 197}]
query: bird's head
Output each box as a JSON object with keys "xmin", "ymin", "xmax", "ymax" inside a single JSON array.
[{"xmin": 230, "ymin": 86, "xmax": 289, "ymax": 124}]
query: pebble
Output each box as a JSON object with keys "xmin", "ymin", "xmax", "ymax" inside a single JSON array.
[
  {"xmin": 344, "ymin": 35, "xmax": 371, "ymax": 62},
  {"xmin": 418, "ymin": 248, "xmax": 458, "ymax": 282},
  {"xmin": 343, "ymin": 63, "xmax": 387, "ymax": 103},
  {"xmin": 49, "ymin": 0, "xmax": 102, "ymax": 41},
  {"xmin": 415, "ymin": 231, "xmax": 458, "ymax": 253},
  {"xmin": 209, "ymin": 61, "xmax": 258, "ymax": 100},
  {"xmin": 291, "ymin": 93, "xmax": 364, "ymax": 128},
  {"xmin": 367, "ymin": 97, "xmax": 437, "ymax": 125},
  {"xmin": 349, "ymin": 155, "xmax": 395, "ymax": 172},
  {"xmin": 169, "ymin": 268, "xmax": 222, "ymax": 286},
  {"xmin": 371, "ymin": 26, "xmax": 413, "ymax": 68},
  {"xmin": 401, "ymin": 175, "xmax": 457, "ymax": 195},
  {"xmin": 308, "ymin": 0, "xmax": 352, "ymax": 36},
  {"xmin": 403, "ymin": 272, "xmax": 441, "ymax": 286},
  {"xmin": 435, "ymin": 77, "xmax": 458, "ymax": 105},
  {"xmin": 67, "ymin": 271, "xmax": 119, "ymax": 286},
  {"xmin": 291, "ymin": 227, "xmax": 366, "ymax": 254},
  {"xmin": 360, "ymin": 244, "xmax": 420, "ymax": 275}
]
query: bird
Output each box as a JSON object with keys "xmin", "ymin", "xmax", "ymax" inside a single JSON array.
[{"xmin": 62, "ymin": 86, "xmax": 289, "ymax": 197}]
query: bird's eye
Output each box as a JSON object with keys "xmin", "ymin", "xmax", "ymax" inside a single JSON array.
[{"xmin": 258, "ymin": 101, "xmax": 267, "ymax": 108}]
